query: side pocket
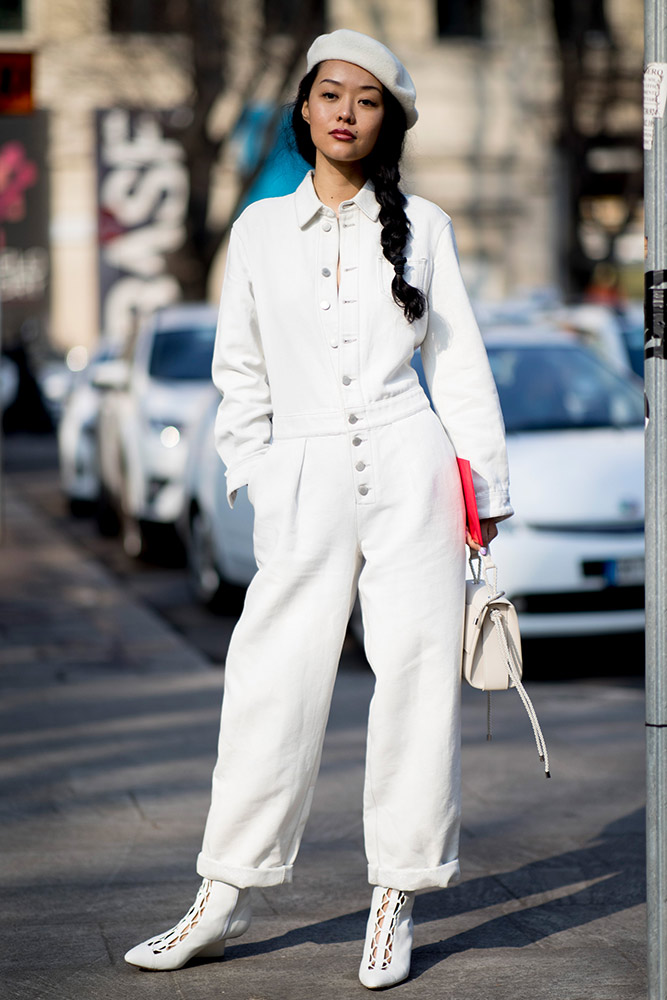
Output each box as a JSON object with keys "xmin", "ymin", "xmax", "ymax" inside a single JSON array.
[
  {"xmin": 252, "ymin": 438, "xmax": 307, "ymax": 567},
  {"xmin": 246, "ymin": 449, "xmax": 272, "ymax": 508}
]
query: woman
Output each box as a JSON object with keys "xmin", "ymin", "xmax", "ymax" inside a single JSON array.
[{"xmin": 125, "ymin": 28, "xmax": 512, "ymax": 989}]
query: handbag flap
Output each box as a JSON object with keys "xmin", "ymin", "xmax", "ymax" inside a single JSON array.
[
  {"xmin": 463, "ymin": 579, "xmax": 522, "ymax": 691},
  {"xmin": 461, "ymin": 554, "xmax": 548, "ymax": 778}
]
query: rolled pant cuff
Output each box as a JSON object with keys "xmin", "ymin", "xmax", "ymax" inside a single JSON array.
[
  {"xmin": 367, "ymin": 859, "xmax": 461, "ymax": 891},
  {"xmin": 196, "ymin": 852, "xmax": 293, "ymax": 888}
]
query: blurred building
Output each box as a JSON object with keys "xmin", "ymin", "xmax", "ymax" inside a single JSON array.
[
  {"xmin": 0, "ymin": 0, "xmax": 644, "ymax": 357},
  {"xmin": 333, "ymin": 0, "xmax": 643, "ymax": 302}
]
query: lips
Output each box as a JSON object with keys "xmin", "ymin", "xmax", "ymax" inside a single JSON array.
[{"xmin": 329, "ymin": 129, "xmax": 355, "ymax": 140}]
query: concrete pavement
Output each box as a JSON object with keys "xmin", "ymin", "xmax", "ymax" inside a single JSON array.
[{"xmin": 0, "ymin": 476, "xmax": 646, "ymax": 999}]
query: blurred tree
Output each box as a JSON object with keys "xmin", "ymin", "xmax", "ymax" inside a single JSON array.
[
  {"xmin": 160, "ymin": 0, "xmax": 324, "ymax": 300},
  {"xmin": 550, "ymin": 0, "xmax": 643, "ymax": 296}
]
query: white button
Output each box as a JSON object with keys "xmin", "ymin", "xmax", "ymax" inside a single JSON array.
[
  {"xmin": 355, "ymin": 461, "xmax": 365, "ymax": 471},
  {"xmin": 329, "ymin": 339, "xmax": 338, "ymax": 348},
  {"xmin": 358, "ymin": 485, "xmax": 369, "ymax": 496},
  {"xmin": 320, "ymin": 300, "xmax": 331, "ymax": 311},
  {"xmin": 322, "ymin": 222, "xmax": 332, "ymax": 232},
  {"xmin": 342, "ymin": 375, "xmax": 352, "ymax": 386},
  {"xmin": 348, "ymin": 414, "xmax": 358, "ymax": 424},
  {"xmin": 321, "ymin": 267, "xmax": 331, "ymax": 277}
]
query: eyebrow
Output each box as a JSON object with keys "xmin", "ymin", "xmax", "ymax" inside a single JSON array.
[{"xmin": 319, "ymin": 78, "xmax": 382, "ymax": 93}]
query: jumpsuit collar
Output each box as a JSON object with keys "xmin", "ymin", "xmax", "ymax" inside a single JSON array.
[{"xmin": 294, "ymin": 170, "xmax": 381, "ymax": 228}]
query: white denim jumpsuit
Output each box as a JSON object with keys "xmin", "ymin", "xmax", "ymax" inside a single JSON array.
[{"xmin": 196, "ymin": 172, "xmax": 512, "ymax": 892}]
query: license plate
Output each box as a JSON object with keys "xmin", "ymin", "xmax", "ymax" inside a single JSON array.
[{"xmin": 604, "ymin": 557, "xmax": 645, "ymax": 586}]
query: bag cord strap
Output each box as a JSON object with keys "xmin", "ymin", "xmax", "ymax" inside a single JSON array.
[{"xmin": 489, "ymin": 608, "xmax": 551, "ymax": 778}]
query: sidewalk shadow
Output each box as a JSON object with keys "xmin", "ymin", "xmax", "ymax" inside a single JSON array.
[
  {"xmin": 409, "ymin": 807, "xmax": 645, "ymax": 979},
  {"xmin": 224, "ymin": 808, "xmax": 644, "ymax": 976}
]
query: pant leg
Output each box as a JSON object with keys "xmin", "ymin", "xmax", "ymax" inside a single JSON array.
[
  {"xmin": 356, "ymin": 408, "xmax": 465, "ymax": 891},
  {"xmin": 197, "ymin": 435, "xmax": 362, "ymax": 887}
]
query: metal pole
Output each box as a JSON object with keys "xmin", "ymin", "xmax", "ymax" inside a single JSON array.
[{"xmin": 645, "ymin": 2, "xmax": 667, "ymax": 996}]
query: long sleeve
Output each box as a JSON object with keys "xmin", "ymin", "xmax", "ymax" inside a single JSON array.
[
  {"xmin": 212, "ymin": 224, "xmax": 273, "ymax": 507},
  {"xmin": 421, "ymin": 221, "xmax": 513, "ymax": 520}
]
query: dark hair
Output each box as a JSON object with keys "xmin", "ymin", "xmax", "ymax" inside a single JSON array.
[{"xmin": 291, "ymin": 66, "xmax": 426, "ymax": 324}]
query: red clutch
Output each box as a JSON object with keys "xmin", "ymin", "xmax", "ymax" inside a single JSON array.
[{"xmin": 457, "ymin": 458, "xmax": 483, "ymax": 547}]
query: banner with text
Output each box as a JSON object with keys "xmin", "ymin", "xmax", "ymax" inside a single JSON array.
[{"xmin": 96, "ymin": 108, "xmax": 190, "ymax": 346}]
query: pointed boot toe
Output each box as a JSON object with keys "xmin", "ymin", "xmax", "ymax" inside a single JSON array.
[
  {"xmin": 124, "ymin": 880, "xmax": 251, "ymax": 971},
  {"xmin": 358, "ymin": 887, "xmax": 415, "ymax": 989}
]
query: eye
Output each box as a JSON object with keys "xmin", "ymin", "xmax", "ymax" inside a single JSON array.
[
  {"xmin": 321, "ymin": 91, "xmax": 337, "ymax": 100},
  {"xmin": 359, "ymin": 98, "xmax": 379, "ymax": 108}
]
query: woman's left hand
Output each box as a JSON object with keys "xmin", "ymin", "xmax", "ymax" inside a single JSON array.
[{"xmin": 466, "ymin": 517, "xmax": 500, "ymax": 554}]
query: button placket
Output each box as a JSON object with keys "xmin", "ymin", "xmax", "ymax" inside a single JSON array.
[
  {"xmin": 317, "ymin": 211, "xmax": 339, "ymax": 352},
  {"xmin": 338, "ymin": 203, "xmax": 374, "ymax": 505}
]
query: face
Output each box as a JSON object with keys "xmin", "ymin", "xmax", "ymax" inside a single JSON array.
[{"xmin": 302, "ymin": 60, "xmax": 385, "ymax": 165}]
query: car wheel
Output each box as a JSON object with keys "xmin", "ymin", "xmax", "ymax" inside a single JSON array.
[
  {"xmin": 188, "ymin": 507, "xmax": 227, "ymax": 607},
  {"xmin": 95, "ymin": 484, "xmax": 121, "ymax": 537},
  {"xmin": 68, "ymin": 497, "xmax": 95, "ymax": 518},
  {"xmin": 121, "ymin": 508, "xmax": 145, "ymax": 559}
]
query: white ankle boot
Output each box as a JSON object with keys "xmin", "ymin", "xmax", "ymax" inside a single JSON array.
[
  {"xmin": 358, "ymin": 886, "xmax": 416, "ymax": 989},
  {"xmin": 124, "ymin": 878, "xmax": 252, "ymax": 971}
]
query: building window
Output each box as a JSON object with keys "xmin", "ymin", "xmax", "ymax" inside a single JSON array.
[
  {"xmin": 437, "ymin": 0, "xmax": 483, "ymax": 38},
  {"xmin": 0, "ymin": 0, "xmax": 24, "ymax": 32},
  {"xmin": 552, "ymin": 0, "xmax": 610, "ymax": 47},
  {"xmin": 263, "ymin": 0, "xmax": 325, "ymax": 36},
  {"xmin": 109, "ymin": 0, "xmax": 185, "ymax": 33},
  {"xmin": 263, "ymin": 0, "xmax": 293, "ymax": 34}
]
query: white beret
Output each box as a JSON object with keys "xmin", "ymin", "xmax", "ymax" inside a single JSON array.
[{"xmin": 306, "ymin": 28, "xmax": 418, "ymax": 129}]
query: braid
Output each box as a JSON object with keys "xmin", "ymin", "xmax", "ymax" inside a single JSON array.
[
  {"xmin": 371, "ymin": 160, "xmax": 426, "ymax": 324},
  {"xmin": 290, "ymin": 68, "xmax": 426, "ymax": 324},
  {"xmin": 360, "ymin": 89, "xmax": 426, "ymax": 324}
]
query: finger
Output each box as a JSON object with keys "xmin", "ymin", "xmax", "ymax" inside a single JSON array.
[{"xmin": 466, "ymin": 530, "xmax": 481, "ymax": 551}]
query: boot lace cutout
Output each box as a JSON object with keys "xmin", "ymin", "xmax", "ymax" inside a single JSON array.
[
  {"xmin": 367, "ymin": 889, "xmax": 407, "ymax": 971},
  {"xmin": 147, "ymin": 878, "xmax": 213, "ymax": 955}
]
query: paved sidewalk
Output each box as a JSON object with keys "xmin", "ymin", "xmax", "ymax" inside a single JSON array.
[{"xmin": 0, "ymin": 482, "xmax": 646, "ymax": 1000}]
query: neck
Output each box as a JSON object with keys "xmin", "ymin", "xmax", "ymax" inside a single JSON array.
[{"xmin": 311, "ymin": 153, "xmax": 366, "ymax": 214}]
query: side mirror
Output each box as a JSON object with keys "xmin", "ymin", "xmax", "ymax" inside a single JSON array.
[{"xmin": 91, "ymin": 359, "xmax": 130, "ymax": 391}]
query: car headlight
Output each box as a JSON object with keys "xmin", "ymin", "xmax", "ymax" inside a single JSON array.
[
  {"xmin": 159, "ymin": 425, "xmax": 181, "ymax": 449},
  {"xmin": 147, "ymin": 419, "xmax": 182, "ymax": 448}
]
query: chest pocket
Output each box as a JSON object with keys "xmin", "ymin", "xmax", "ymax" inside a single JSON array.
[{"xmin": 377, "ymin": 255, "xmax": 430, "ymax": 301}]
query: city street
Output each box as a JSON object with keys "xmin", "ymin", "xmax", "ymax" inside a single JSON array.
[{"xmin": 1, "ymin": 434, "xmax": 647, "ymax": 1000}]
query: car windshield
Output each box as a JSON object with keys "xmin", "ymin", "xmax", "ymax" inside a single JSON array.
[
  {"xmin": 486, "ymin": 343, "xmax": 644, "ymax": 433},
  {"xmin": 148, "ymin": 327, "xmax": 216, "ymax": 380}
]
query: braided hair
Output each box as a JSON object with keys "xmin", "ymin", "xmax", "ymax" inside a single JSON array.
[{"xmin": 291, "ymin": 66, "xmax": 427, "ymax": 324}]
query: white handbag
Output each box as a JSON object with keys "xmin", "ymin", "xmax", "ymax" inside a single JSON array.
[{"xmin": 463, "ymin": 553, "xmax": 550, "ymax": 777}]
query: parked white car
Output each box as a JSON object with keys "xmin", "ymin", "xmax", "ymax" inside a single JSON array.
[
  {"xmin": 184, "ymin": 328, "xmax": 644, "ymax": 638},
  {"xmin": 95, "ymin": 303, "xmax": 218, "ymax": 556},
  {"xmin": 180, "ymin": 386, "xmax": 256, "ymax": 604},
  {"xmin": 476, "ymin": 297, "xmax": 644, "ymax": 381},
  {"xmin": 616, "ymin": 301, "xmax": 644, "ymax": 379},
  {"xmin": 482, "ymin": 327, "xmax": 644, "ymax": 636},
  {"xmin": 0, "ymin": 355, "xmax": 19, "ymax": 411},
  {"xmin": 57, "ymin": 344, "xmax": 120, "ymax": 513}
]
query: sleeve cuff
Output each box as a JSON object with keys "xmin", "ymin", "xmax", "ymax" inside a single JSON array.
[{"xmin": 475, "ymin": 488, "xmax": 514, "ymax": 521}]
